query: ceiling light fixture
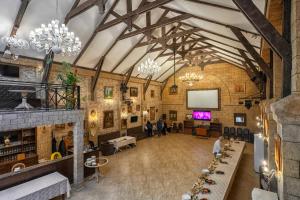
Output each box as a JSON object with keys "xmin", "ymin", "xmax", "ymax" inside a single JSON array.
[
  {"xmin": 138, "ymin": 43, "xmax": 161, "ymax": 76},
  {"xmin": 179, "ymin": 72, "xmax": 203, "ymax": 86},
  {"xmin": 29, "ymin": 0, "xmax": 81, "ymax": 56},
  {"xmin": 1, "ymin": 35, "xmax": 29, "ymax": 50}
]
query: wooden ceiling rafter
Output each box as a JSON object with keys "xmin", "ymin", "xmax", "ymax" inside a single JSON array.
[
  {"xmin": 91, "ymin": 55, "xmax": 104, "ymax": 100},
  {"xmin": 110, "ymin": 10, "xmax": 171, "ymax": 73},
  {"xmin": 72, "ymin": 0, "xmax": 120, "ymax": 66},
  {"xmin": 231, "ymin": 27, "xmax": 272, "ymax": 78},
  {"xmin": 96, "ymin": 0, "xmax": 173, "ymax": 32},
  {"xmin": 181, "ymin": 21, "xmax": 246, "ymax": 46},
  {"xmin": 186, "ymin": 32, "xmax": 258, "ymax": 63},
  {"xmin": 135, "ymin": 27, "xmax": 203, "ymax": 47},
  {"xmin": 65, "ymin": 0, "xmax": 101, "ymax": 24},
  {"xmin": 232, "ymin": 0, "xmax": 292, "ymax": 97},
  {"xmin": 119, "ymin": 14, "xmax": 192, "ymax": 40},
  {"xmin": 185, "ymin": 0, "xmax": 241, "ymax": 12},
  {"xmin": 5, "ymin": 0, "xmax": 31, "ymax": 50},
  {"xmin": 160, "ymin": 6, "xmax": 260, "ymax": 36}
]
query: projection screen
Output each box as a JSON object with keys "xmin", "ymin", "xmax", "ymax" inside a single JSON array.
[{"xmin": 186, "ymin": 89, "xmax": 220, "ymax": 110}]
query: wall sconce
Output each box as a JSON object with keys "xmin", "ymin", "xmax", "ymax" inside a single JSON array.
[
  {"xmin": 142, "ymin": 110, "xmax": 148, "ymax": 117},
  {"xmin": 121, "ymin": 112, "xmax": 128, "ymax": 119},
  {"xmin": 89, "ymin": 110, "xmax": 97, "ymax": 121}
]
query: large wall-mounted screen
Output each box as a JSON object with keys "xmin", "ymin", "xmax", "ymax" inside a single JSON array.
[{"xmin": 186, "ymin": 89, "xmax": 220, "ymax": 110}]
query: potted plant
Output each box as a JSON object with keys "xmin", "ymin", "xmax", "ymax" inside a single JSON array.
[{"xmin": 57, "ymin": 62, "xmax": 80, "ymax": 109}]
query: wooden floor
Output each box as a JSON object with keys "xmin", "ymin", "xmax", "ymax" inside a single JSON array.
[{"xmin": 70, "ymin": 134, "xmax": 259, "ymax": 200}]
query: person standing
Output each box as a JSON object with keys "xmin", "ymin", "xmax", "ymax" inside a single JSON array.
[
  {"xmin": 212, "ymin": 136, "xmax": 223, "ymax": 157},
  {"xmin": 157, "ymin": 118, "xmax": 163, "ymax": 137},
  {"xmin": 146, "ymin": 121, "xmax": 153, "ymax": 137}
]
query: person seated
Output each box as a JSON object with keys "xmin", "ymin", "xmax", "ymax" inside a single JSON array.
[{"xmin": 212, "ymin": 136, "xmax": 223, "ymax": 157}]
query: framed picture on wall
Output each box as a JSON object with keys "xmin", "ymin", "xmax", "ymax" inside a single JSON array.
[
  {"xmin": 169, "ymin": 110, "xmax": 177, "ymax": 121},
  {"xmin": 130, "ymin": 87, "xmax": 138, "ymax": 97},
  {"xmin": 233, "ymin": 83, "xmax": 246, "ymax": 94},
  {"xmin": 121, "ymin": 119, "xmax": 127, "ymax": 129},
  {"xmin": 150, "ymin": 107, "xmax": 155, "ymax": 121},
  {"xmin": 128, "ymin": 105, "xmax": 132, "ymax": 113},
  {"xmin": 136, "ymin": 104, "xmax": 140, "ymax": 111},
  {"xmin": 234, "ymin": 113, "xmax": 247, "ymax": 126},
  {"xmin": 151, "ymin": 90, "xmax": 155, "ymax": 98},
  {"xmin": 104, "ymin": 86, "xmax": 113, "ymax": 99},
  {"xmin": 103, "ymin": 110, "xmax": 114, "ymax": 129}
]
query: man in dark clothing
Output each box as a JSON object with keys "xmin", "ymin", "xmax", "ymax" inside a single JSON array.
[
  {"xmin": 162, "ymin": 121, "xmax": 168, "ymax": 135},
  {"xmin": 157, "ymin": 119, "xmax": 163, "ymax": 137},
  {"xmin": 146, "ymin": 121, "xmax": 153, "ymax": 137}
]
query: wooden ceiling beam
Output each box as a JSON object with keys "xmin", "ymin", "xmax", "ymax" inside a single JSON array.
[
  {"xmin": 186, "ymin": 0, "xmax": 240, "ymax": 12},
  {"xmin": 72, "ymin": 0, "xmax": 120, "ymax": 66},
  {"xmin": 143, "ymin": 75, "xmax": 153, "ymax": 98},
  {"xmin": 160, "ymin": 6, "xmax": 260, "ymax": 36},
  {"xmin": 238, "ymin": 49, "xmax": 260, "ymax": 77},
  {"xmin": 231, "ymin": 27, "xmax": 272, "ymax": 78},
  {"xmin": 5, "ymin": 0, "xmax": 30, "ymax": 50},
  {"xmin": 111, "ymin": 11, "xmax": 170, "ymax": 73},
  {"xmin": 65, "ymin": 0, "xmax": 99, "ymax": 24},
  {"xmin": 110, "ymin": 11, "xmax": 141, "ymax": 30},
  {"xmin": 180, "ymin": 22, "xmax": 255, "ymax": 48},
  {"xmin": 155, "ymin": 59, "xmax": 183, "ymax": 81},
  {"xmin": 136, "ymin": 28, "xmax": 201, "ymax": 47},
  {"xmin": 232, "ymin": 0, "xmax": 290, "ymax": 59},
  {"xmin": 96, "ymin": 0, "xmax": 173, "ymax": 32},
  {"xmin": 232, "ymin": 0, "xmax": 291, "ymax": 97},
  {"xmin": 119, "ymin": 14, "xmax": 192, "ymax": 40},
  {"xmin": 126, "ymin": 0, "xmax": 133, "ymax": 31},
  {"xmin": 91, "ymin": 56, "xmax": 104, "ymax": 100}
]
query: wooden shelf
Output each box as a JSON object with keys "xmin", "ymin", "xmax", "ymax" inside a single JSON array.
[{"xmin": 0, "ymin": 128, "xmax": 37, "ymax": 166}]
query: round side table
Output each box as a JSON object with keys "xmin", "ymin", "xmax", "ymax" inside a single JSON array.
[{"xmin": 84, "ymin": 157, "xmax": 109, "ymax": 183}]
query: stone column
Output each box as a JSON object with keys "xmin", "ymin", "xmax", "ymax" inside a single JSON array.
[
  {"xmin": 73, "ymin": 120, "xmax": 84, "ymax": 186},
  {"xmin": 271, "ymin": 95, "xmax": 300, "ymax": 200},
  {"xmin": 264, "ymin": 99, "xmax": 278, "ymax": 170}
]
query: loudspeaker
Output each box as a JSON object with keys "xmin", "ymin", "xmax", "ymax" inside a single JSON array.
[{"xmin": 245, "ymin": 100, "xmax": 252, "ymax": 109}]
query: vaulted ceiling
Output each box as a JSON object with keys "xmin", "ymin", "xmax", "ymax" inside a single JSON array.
[{"xmin": 0, "ymin": 0, "xmax": 266, "ymax": 82}]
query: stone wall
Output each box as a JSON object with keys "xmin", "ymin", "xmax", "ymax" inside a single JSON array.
[
  {"xmin": 162, "ymin": 63, "xmax": 260, "ymax": 132},
  {"xmin": 0, "ymin": 57, "xmax": 41, "ymax": 82}
]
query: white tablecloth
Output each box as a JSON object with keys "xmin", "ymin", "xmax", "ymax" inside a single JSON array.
[
  {"xmin": 252, "ymin": 188, "xmax": 278, "ymax": 200},
  {"xmin": 196, "ymin": 141, "xmax": 246, "ymax": 200},
  {"xmin": 0, "ymin": 172, "xmax": 71, "ymax": 200},
  {"xmin": 108, "ymin": 136, "xmax": 136, "ymax": 150}
]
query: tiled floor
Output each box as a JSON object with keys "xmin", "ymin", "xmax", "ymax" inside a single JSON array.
[{"xmin": 70, "ymin": 134, "xmax": 259, "ymax": 200}]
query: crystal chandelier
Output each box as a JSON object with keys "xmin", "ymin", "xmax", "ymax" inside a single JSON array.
[
  {"xmin": 29, "ymin": 0, "xmax": 81, "ymax": 56},
  {"xmin": 179, "ymin": 72, "xmax": 204, "ymax": 86},
  {"xmin": 29, "ymin": 20, "xmax": 81, "ymax": 56},
  {"xmin": 1, "ymin": 36, "xmax": 29, "ymax": 49},
  {"xmin": 138, "ymin": 57, "xmax": 161, "ymax": 76}
]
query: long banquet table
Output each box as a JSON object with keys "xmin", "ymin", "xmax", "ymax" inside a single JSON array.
[
  {"xmin": 196, "ymin": 141, "xmax": 246, "ymax": 200},
  {"xmin": 0, "ymin": 172, "xmax": 70, "ymax": 200}
]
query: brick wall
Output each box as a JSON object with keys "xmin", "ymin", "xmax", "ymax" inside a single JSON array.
[{"xmin": 162, "ymin": 63, "xmax": 260, "ymax": 132}]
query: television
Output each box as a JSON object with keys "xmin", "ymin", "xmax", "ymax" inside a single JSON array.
[
  {"xmin": 0, "ymin": 64, "xmax": 19, "ymax": 78},
  {"xmin": 193, "ymin": 111, "xmax": 211, "ymax": 121},
  {"xmin": 234, "ymin": 113, "xmax": 246, "ymax": 126},
  {"xmin": 130, "ymin": 116, "xmax": 138, "ymax": 123}
]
